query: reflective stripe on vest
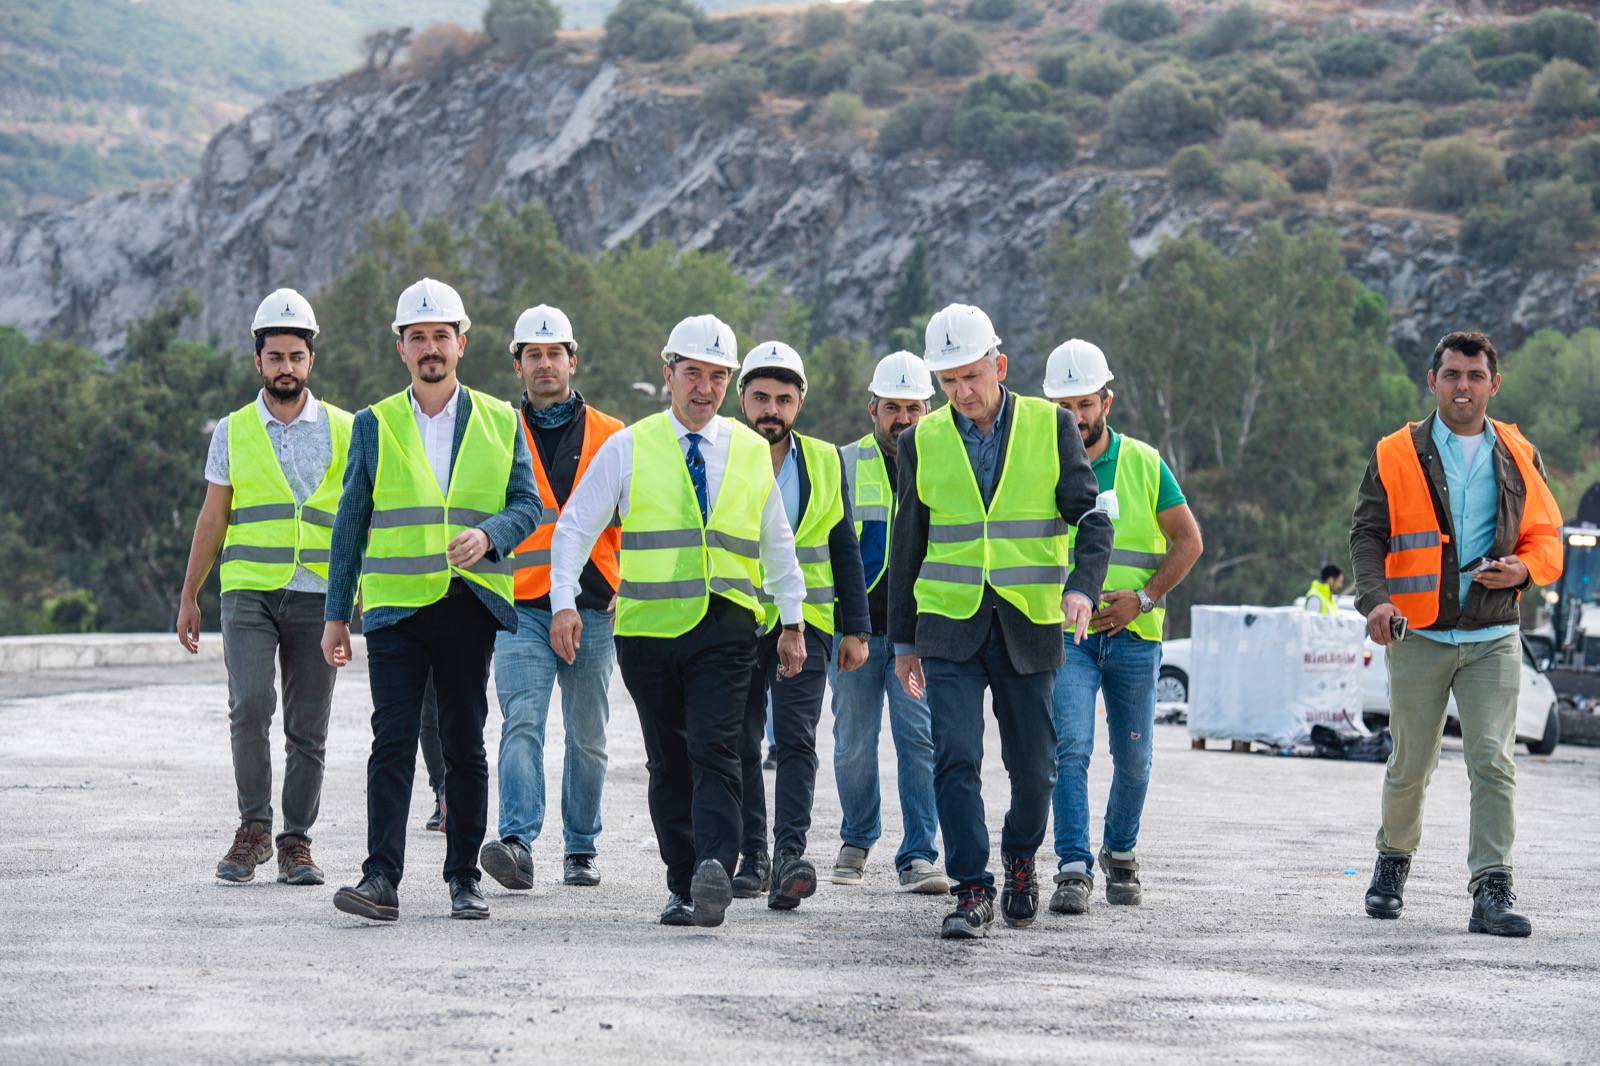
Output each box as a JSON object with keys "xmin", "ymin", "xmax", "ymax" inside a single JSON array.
[
  {"xmin": 220, "ymin": 401, "xmax": 353, "ymax": 592},
  {"xmin": 360, "ymin": 387, "xmax": 517, "ymax": 611},
  {"xmin": 843, "ymin": 434, "xmax": 893, "ymax": 593},
  {"xmin": 913, "ymin": 396, "xmax": 1070, "ymax": 624},
  {"xmin": 615, "ymin": 414, "xmax": 769, "ymax": 638},
  {"xmin": 1374, "ymin": 418, "xmax": 1564, "ymax": 628},
  {"xmin": 512, "ymin": 405, "xmax": 624, "ymax": 601},
  {"xmin": 1065, "ymin": 433, "xmax": 1168, "ymax": 641},
  {"xmin": 759, "ymin": 434, "xmax": 842, "ymax": 634}
]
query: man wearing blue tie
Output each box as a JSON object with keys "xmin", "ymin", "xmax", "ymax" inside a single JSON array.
[{"xmin": 549, "ymin": 315, "xmax": 807, "ymax": 928}]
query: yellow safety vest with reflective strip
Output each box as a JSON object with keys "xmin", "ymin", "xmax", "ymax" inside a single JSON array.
[
  {"xmin": 616, "ymin": 414, "xmax": 769, "ymax": 638},
  {"xmin": 913, "ymin": 396, "xmax": 1070, "ymax": 625},
  {"xmin": 1066, "ymin": 433, "xmax": 1168, "ymax": 642},
  {"xmin": 1304, "ymin": 581, "xmax": 1337, "ymax": 615},
  {"xmin": 360, "ymin": 387, "xmax": 517, "ymax": 611},
  {"xmin": 842, "ymin": 433, "xmax": 892, "ymax": 593},
  {"xmin": 220, "ymin": 401, "xmax": 353, "ymax": 593},
  {"xmin": 760, "ymin": 434, "xmax": 842, "ymax": 634}
]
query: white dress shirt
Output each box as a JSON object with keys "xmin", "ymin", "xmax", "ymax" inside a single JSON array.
[
  {"xmin": 550, "ymin": 410, "xmax": 805, "ymax": 624},
  {"xmin": 410, "ymin": 383, "xmax": 461, "ymax": 496}
]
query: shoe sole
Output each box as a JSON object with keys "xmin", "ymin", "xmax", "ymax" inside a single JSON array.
[
  {"xmin": 770, "ymin": 864, "xmax": 818, "ymax": 909},
  {"xmin": 450, "ymin": 907, "xmax": 491, "ymax": 920},
  {"xmin": 215, "ymin": 866, "xmax": 256, "ymax": 883},
  {"xmin": 564, "ymin": 873, "xmax": 601, "ymax": 887},
  {"xmin": 1106, "ymin": 887, "xmax": 1143, "ymax": 906},
  {"xmin": 660, "ymin": 910, "xmax": 695, "ymax": 927},
  {"xmin": 333, "ymin": 889, "xmax": 398, "ymax": 922},
  {"xmin": 1468, "ymin": 917, "xmax": 1532, "ymax": 937},
  {"xmin": 940, "ymin": 920, "xmax": 991, "ymax": 939},
  {"xmin": 1365, "ymin": 904, "xmax": 1403, "ymax": 919},
  {"xmin": 278, "ymin": 868, "xmax": 326, "ymax": 886},
  {"xmin": 691, "ymin": 861, "xmax": 734, "ymax": 927},
  {"xmin": 480, "ymin": 845, "xmax": 534, "ymax": 890},
  {"xmin": 828, "ymin": 871, "xmax": 865, "ymax": 886},
  {"xmin": 898, "ymin": 876, "xmax": 950, "ymax": 895}
]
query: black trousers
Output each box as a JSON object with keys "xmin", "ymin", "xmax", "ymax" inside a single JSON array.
[
  {"xmin": 419, "ymin": 674, "xmax": 444, "ymax": 794},
  {"xmin": 739, "ymin": 625, "xmax": 833, "ymax": 856},
  {"xmin": 362, "ymin": 590, "xmax": 499, "ymax": 887},
  {"xmin": 615, "ymin": 597, "xmax": 758, "ymax": 898}
]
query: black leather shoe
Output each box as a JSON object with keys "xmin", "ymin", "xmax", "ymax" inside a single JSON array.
[
  {"xmin": 731, "ymin": 851, "xmax": 770, "ymax": 899},
  {"xmin": 660, "ymin": 893, "xmax": 695, "ymax": 926},
  {"xmin": 425, "ymin": 790, "xmax": 445, "ymax": 832},
  {"xmin": 450, "ymin": 875, "xmax": 490, "ymax": 920},
  {"xmin": 691, "ymin": 859, "xmax": 734, "ymax": 928},
  {"xmin": 480, "ymin": 839, "xmax": 534, "ymax": 890},
  {"xmin": 940, "ymin": 887, "xmax": 995, "ymax": 939},
  {"xmin": 1470, "ymin": 873, "xmax": 1532, "ymax": 937},
  {"xmin": 1365, "ymin": 853, "xmax": 1410, "ymax": 919},
  {"xmin": 333, "ymin": 872, "xmax": 398, "ymax": 922},
  {"xmin": 1000, "ymin": 851, "xmax": 1039, "ymax": 928},
  {"xmin": 768, "ymin": 850, "xmax": 818, "ymax": 910},
  {"xmin": 564, "ymin": 853, "xmax": 600, "ymax": 887}
]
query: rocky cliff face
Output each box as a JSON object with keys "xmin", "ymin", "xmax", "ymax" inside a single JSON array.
[{"xmin": 2, "ymin": 55, "xmax": 1597, "ymax": 370}]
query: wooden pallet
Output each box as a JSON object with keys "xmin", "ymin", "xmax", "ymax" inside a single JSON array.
[{"xmin": 1190, "ymin": 737, "xmax": 1292, "ymax": 756}]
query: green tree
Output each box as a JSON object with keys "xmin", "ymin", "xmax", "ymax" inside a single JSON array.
[
  {"xmin": 1097, "ymin": 0, "xmax": 1177, "ymax": 43},
  {"xmin": 601, "ymin": 0, "xmax": 707, "ymax": 57},
  {"xmin": 1168, "ymin": 144, "xmax": 1221, "ymax": 191},
  {"xmin": 800, "ymin": 5, "xmax": 848, "ymax": 49},
  {"xmin": 1103, "ymin": 65, "xmax": 1222, "ymax": 153},
  {"xmin": 484, "ymin": 0, "xmax": 561, "ymax": 52},
  {"xmin": 1404, "ymin": 135, "xmax": 1504, "ymax": 211},
  {"xmin": 1530, "ymin": 58, "xmax": 1598, "ymax": 120}
]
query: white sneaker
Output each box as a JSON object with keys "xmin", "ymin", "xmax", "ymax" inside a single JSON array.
[
  {"xmin": 897, "ymin": 858, "xmax": 949, "ymax": 894},
  {"xmin": 830, "ymin": 845, "xmax": 870, "ymax": 885}
]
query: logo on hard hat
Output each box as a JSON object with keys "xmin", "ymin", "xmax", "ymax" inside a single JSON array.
[
  {"xmin": 283, "ymin": 303, "xmax": 294, "ymax": 316},
  {"xmin": 419, "ymin": 296, "xmax": 431, "ymax": 310},
  {"xmin": 535, "ymin": 320, "xmax": 553, "ymax": 336},
  {"xmin": 899, "ymin": 374, "xmax": 907, "ymax": 384},
  {"xmin": 941, "ymin": 332, "xmax": 962, "ymax": 355},
  {"xmin": 711, "ymin": 335, "xmax": 722, "ymax": 350}
]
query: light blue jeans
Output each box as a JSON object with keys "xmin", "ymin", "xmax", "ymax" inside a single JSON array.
[
  {"xmin": 493, "ymin": 605, "xmax": 615, "ymax": 855},
  {"xmin": 828, "ymin": 632, "xmax": 939, "ymax": 869},
  {"xmin": 1051, "ymin": 629, "xmax": 1161, "ymax": 872}
]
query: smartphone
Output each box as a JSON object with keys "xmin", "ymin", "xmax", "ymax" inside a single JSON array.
[
  {"xmin": 1389, "ymin": 615, "xmax": 1407, "ymax": 641},
  {"xmin": 1461, "ymin": 556, "xmax": 1500, "ymax": 575}
]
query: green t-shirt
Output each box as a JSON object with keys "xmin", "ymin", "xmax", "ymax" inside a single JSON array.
[{"xmin": 1091, "ymin": 428, "xmax": 1186, "ymax": 512}]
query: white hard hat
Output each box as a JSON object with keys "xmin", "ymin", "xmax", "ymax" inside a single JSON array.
[
  {"xmin": 869, "ymin": 350, "xmax": 934, "ymax": 400},
  {"xmin": 392, "ymin": 277, "xmax": 471, "ymax": 335},
  {"xmin": 1043, "ymin": 339, "xmax": 1114, "ymax": 398},
  {"xmin": 738, "ymin": 340, "xmax": 808, "ymax": 396},
  {"xmin": 924, "ymin": 303, "xmax": 1001, "ymax": 372},
  {"xmin": 661, "ymin": 314, "xmax": 739, "ymax": 370},
  {"xmin": 252, "ymin": 288, "xmax": 319, "ymax": 338},
  {"xmin": 510, "ymin": 304, "xmax": 575, "ymax": 352}
]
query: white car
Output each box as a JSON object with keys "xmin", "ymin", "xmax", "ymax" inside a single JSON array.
[{"xmin": 1158, "ymin": 632, "xmax": 1560, "ymax": 754}]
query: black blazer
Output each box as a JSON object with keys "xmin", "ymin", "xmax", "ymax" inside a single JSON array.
[{"xmin": 888, "ymin": 394, "xmax": 1113, "ymax": 675}]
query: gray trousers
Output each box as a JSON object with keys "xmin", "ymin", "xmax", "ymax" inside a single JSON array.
[{"xmin": 221, "ymin": 589, "xmax": 338, "ymax": 846}]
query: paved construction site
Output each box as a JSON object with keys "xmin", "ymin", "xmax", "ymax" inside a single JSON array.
[{"xmin": 2, "ymin": 647, "xmax": 1598, "ymax": 1065}]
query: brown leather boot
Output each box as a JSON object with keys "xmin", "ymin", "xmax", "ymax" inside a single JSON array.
[
  {"xmin": 276, "ymin": 839, "xmax": 325, "ymax": 886},
  {"xmin": 216, "ymin": 822, "xmax": 272, "ymax": 882}
]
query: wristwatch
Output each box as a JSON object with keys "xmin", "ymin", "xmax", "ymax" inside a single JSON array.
[
  {"xmin": 1135, "ymin": 588, "xmax": 1157, "ymax": 614},
  {"xmin": 849, "ymin": 632, "xmax": 870, "ymax": 642},
  {"xmin": 782, "ymin": 621, "xmax": 804, "ymax": 633}
]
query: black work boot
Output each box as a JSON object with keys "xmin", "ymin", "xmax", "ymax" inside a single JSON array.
[
  {"xmin": 731, "ymin": 851, "xmax": 771, "ymax": 898},
  {"xmin": 1469, "ymin": 873, "xmax": 1532, "ymax": 937},
  {"xmin": 999, "ymin": 851, "xmax": 1039, "ymax": 928},
  {"xmin": 940, "ymin": 887, "xmax": 995, "ymax": 940},
  {"xmin": 1364, "ymin": 853, "xmax": 1410, "ymax": 919},
  {"xmin": 768, "ymin": 850, "xmax": 818, "ymax": 910}
]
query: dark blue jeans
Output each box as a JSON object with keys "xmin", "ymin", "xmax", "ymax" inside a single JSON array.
[{"xmin": 922, "ymin": 614, "xmax": 1058, "ymax": 896}]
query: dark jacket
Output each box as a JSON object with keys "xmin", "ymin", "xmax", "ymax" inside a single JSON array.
[
  {"xmin": 794, "ymin": 436, "xmax": 872, "ymax": 637},
  {"xmin": 1350, "ymin": 412, "xmax": 1544, "ymax": 631},
  {"xmin": 888, "ymin": 398, "xmax": 1113, "ymax": 675},
  {"xmin": 325, "ymin": 387, "xmax": 544, "ymax": 634},
  {"xmin": 520, "ymin": 393, "xmax": 617, "ymax": 613}
]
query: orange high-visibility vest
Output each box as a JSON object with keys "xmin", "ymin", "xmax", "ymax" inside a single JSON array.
[
  {"xmin": 513, "ymin": 405, "xmax": 625, "ymax": 601},
  {"xmin": 1375, "ymin": 418, "xmax": 1563, "ymax": 627}
]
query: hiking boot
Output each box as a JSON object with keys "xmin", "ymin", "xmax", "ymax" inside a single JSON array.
[
  {"xmin": 480, "ymin": 838, "xmax": 534, "ymax": 890},
  {"xmin": 216, "ymin": 822, "xmax": 272, "ymax": 883},
  {"xmin": 999, "ymin": 852, "xmax": 1039, "ymax": 928},
  {"xmin": 1365, "ymin": 853, "xmax": 1410, "ymax": 920},
  {"xmin": 1098, "ymin": 845, "xmax": 1143, "ymax": 906},
  {"xmin": 691, "ymin": 859, "xmax": 734, "ymax": 928},
  {"xmin": 830, "ymin": 844, "xmax": 870, "ymax": 885},
  {"xmin": 333, "ymin": 871, "xmax": 398, "ymax": 922},
  {"xmin": 897, "ymin": 859, "xmax": 950, "ymax": 895},
  {"xmin": 425, "ymin": 789, "xmax": 446, "ymax": 832},
  {"xmin": 276, "ymin": 839, "xmax": 324, "ymax": 886},
  {"xmin": 731, "ymin": 851, "xmax": 770, "ymax": 898},
  {"xmin": 563, "ymin": 854, "xmax": 600, "ymax": 887},
  {"xmin": 1048, "ymin": 870, "xmax": 1092, "ymax": 915},
  {"xmin": 769, "ymin": 850, "xmax": 818, "ymax": 910},
  {"xmin": 940, "ymin": 887, "xmax": 995, "ymax": 939},
  {"xmin": 1469, "ymin": 873, "xmax": 1532, "ymax": 937}
]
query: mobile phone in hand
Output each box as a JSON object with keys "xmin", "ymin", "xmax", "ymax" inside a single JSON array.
[
  {"xmin": 1389, "ymin": 615, "xmax": 1407, "ymax": 641},
  {"xmin": 1461, "ymin": 556, "xmax": 1500, "ymax": 576}
]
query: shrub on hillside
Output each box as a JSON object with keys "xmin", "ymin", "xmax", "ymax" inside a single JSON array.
[
  {"xmin": 1476, "ymin": 52, "xmax": 1544, "ymax": 89},
  {"xmin": 877, "ymin": 95, "xmax": 954, "ymax": 156},
  {"xmin": 1222, "ymin": 60, "xmax": 1310, "ymax": 126},
  {"xmin": 1460, "ymin": 178, "xmax": 1599, "ymax": 264},
  {"xmin": 809, "ymin": 49, "xmax": 858, "ymax": 94},
  {"xmin": 602, "ymin": 0, "xmax": 707, "ymax": 56},
  {"xmin": 1096, "ymin": 0, "xmax": 1177, "ymax": 43},
  {"xmin": 1506, "ymin": 147, "xmax": 1561, "ymax": 184},
  {"xmin": 965, "ymin": 0, "xmax": 1017, "ymax": 23},
  {"xmin": 953, "ymin": 108, "xmax": 1074, "ymax": 165},
  {"xmin": 1070, "ymin": 52, "xmax": 1135, "ymax": 97},
  {"xmin": 1311, "ymin": 34, "xmax": 1394, "ymax": 79},
  {"xmin": 800, "ymin": 5, "xmax": 849, "ymax": 49},
  {"xmin": 1404, "ymin": 135, "xmax": 1505, "ymax": 211},
  {"xmin": 1168, "ymin": 144, "xmax": 1220, "ymax": 190},
  {"xmin": 929, "ymin": 29, "xmax": 983, "ymax": 77},
  {"xmin": 404, "ymin": 24, "xmax": 486, "ymax": 77},
  {"xmin": 701, "ymin": 64, "xmax": 766, "ymax": 124},
  {"xmin": 1103, "ymin": 66, "xmax": 1222, "ymax": 151},
  {"xmin": 1405, "ymin": 40, "xmax": 1487, "ymax": 104},
  {"xmin": 1287, "ymin": 153, "xmax": 1333, "ymax": 193},
  {"xmin": 815, "ymin": 91, "xmax": 865, "ymax": 130},
  {"xmin": 634, "ymin": 11, "xmax": 697, "ymax": 60},
  {"xmin": 849, "ymin": 53, "xmax": 907, "ymax": 105},
  {"xmin": 1036, "ymin": 49, "xmax": 1070, "ymax": 89},
  {"xmin": 1567, "ymin": 135, "xmax": 1600, "ymax": 183},
  {"xmin": 485, "ymin": 0, "xmax": 561, "ymax": 52},
  {"xmin": 1220, "ymin": 159, "xmax": 1287, "ymax": 201},
  {"xmin": 960, "ymin": 71, "xmax": 1050, "ymax": 113},
  {"xmin": 1188, "ymin": 4, "xmax": 1261, "ymax": 61},
  {"xmin": 776, "ymin": 53, "xmax": 821, "ymax": 94},
  {"xmin": 1530, "ymin": 59, "xmax": 1598, "ymax": 120},
  {"xmin": 1507, "ymin": 8, "xmax": 1600, "ymax": 69},
  {"xmin": 1219, "ymin": 119, "xmax": 1276, "ymax": 163}
]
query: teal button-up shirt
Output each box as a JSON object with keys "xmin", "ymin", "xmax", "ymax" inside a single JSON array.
[{"xmin": 1416, "ymin": 416, "xmax": 1517, "ymax": 645}]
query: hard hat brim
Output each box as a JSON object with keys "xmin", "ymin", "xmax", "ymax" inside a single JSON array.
[{"xmin": 393, "ymin": 315, "xmax": 472, "ymax": 336}]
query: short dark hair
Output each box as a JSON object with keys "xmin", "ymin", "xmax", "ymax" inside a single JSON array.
[
  {"xmin": 1320, "ymin": 564, "xmax": 1344, "ymax": 582},
  {"xmin": 514, "ymin": 340, "xmax": 578, "ymax": 360},
  {"xmin": 740, "ymin": 367, "xmax": 805, "ymax": 393},
  {"xmin": 254, "ymin": 328, "xmax": 315, "ymax": 357},
  {"xmin": 1431, "ymin": 331, "xmax": 1498, "ymax": 376}
]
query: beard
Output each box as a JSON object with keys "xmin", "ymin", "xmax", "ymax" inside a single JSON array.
[
  {"xmin": 752, "ymin": 417, "xmax": 791, "ymax": 444},
  {"xmin": 875, "ymin": 422, "xmax": 911, "ymax": 453},
  {"xmin": 263, "ymin": 373, "xmax": 305, "ymax": 402},
  {"xmin": 418, "ymin": 357, "xmax": 448, "ymax": 383},
  {"xmin": 1079, "ymin": 414, "xmax": 1107, "ymax": 449}
]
